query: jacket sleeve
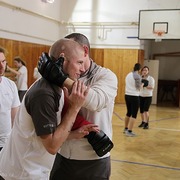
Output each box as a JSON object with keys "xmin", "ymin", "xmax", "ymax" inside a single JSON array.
[{"xmin": 82, "ymin": 68, "xmax": 118, "ymax": 112}]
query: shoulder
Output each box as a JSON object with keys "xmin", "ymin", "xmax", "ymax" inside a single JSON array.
[
  {"xmin": 25, "ymin": 79, "xmax": 62, "ymax": 113},
  {"xmin": 126, "ymin": 72, "xmax": 133, "ymax": 78},
  {"xmin": 91, "ymin": 61, "xmax": 117, "ymax": 78},
  {"xmin": 95, "ymin": 67, "xmax": 118, "ymax": 87},
  {"xmin": 26, "ymin": 79, "xmax": 61, "ymax": 100},
  {"xmin": 148, "ymin": 75, "xmax": 155, "ymax": 81},
  {"xmin": 19, "ymin": 65, "xmax": 27, "ymax": 72},
  {"xmin": 101, "ymin": 67, "xmax": 117, "ymax": 77},
  {"xmin": 27, "ymin": 79, "xmax": 54, "ymax": 95},
  {"xmin": 2, "ymin": 76, "xmax": 16, "ymax": 86}
]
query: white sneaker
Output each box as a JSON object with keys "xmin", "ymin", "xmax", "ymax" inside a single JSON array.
[
  {"xmin": 123, "ymin": 129, "xmax": 128, "ymax": 134},
  {"xmin": 126, "ymin": 131, "xmax": 136, "ymax": 137}
]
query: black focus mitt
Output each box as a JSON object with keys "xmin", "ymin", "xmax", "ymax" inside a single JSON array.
[
  {"xmin": 85, "ymin": 130, "xmax": 114, "ymax": 157},
  {"xmin": 141, "ymin": 79, "xmax": 149, "ymax": 87},
  {"xmin": 38, "ymin": 52, "xmax": 68, "ymax": 87}
]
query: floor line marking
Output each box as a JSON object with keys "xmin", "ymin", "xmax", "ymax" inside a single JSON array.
[
  {"xmin": 151, "ymin": 127, "xmax": 180, "ymax": 132},
  {"xmin": 113, "ymin": 111, "xmax": 124, "ymax": 121},
  {"xmin": 150, "ymin": 117, "xmax": 179, "ymax": 122},
  {"xmin": 113, "ymin": 111, "xmax": 179, "ymax": 123},
  {"xmin": 111, "ymin": 159, "xmax": 180, "ymax": 171}
]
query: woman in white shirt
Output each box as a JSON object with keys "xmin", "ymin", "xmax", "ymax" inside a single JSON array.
[
  {"xmin": 138, "ymin": 66, "xmax": 155, "ymax": 129},
  {"xmin": 7, "ymin": 56, "xmax": 28, "ymax": 102},
  {"xmin": 124, "ymin": 63, "xmax": 142, "ymax": 137}
]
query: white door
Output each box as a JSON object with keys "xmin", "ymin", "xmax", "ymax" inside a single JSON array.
[{"xmin": 144, "ymin": 60, "xmax": 159, "ymax": 104}]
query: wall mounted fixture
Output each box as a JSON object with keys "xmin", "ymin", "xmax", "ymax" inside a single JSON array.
[{"xmin": 41, "ymin": 0, "xmax": 54, "ymax": 3}]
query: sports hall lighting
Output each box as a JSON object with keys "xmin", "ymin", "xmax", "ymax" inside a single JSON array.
[{"xmin": 42, "ymin": 0, "xmax": 55, "ymax": 3}]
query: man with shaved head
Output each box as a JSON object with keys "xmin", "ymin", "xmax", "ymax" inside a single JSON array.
[
  {"xmin": 0, "ymin": 38, "xmax": 98, "ymax": 180},
  {"xmin": 38, "ymin": 33, "xmax": 118, "ymax": 180}
]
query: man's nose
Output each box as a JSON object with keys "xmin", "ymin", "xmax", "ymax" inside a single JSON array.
[
  {"xmin": 80, "ymin": 66, "xmax": 86, "ymax": 73},
  {"xmin": 0, "ymin": 62, "xmax": 3, "ymax": 67}
]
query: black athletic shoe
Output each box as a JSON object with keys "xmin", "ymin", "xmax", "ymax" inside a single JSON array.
[
  {"xmin": 138, "ymin": 122, "xmax": 145, "ymax": 128},
  {"xmin": 143, "ymin": 123, "xmax": 149, "ymax": 129}
]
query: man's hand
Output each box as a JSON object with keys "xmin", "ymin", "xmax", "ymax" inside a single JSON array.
[
  {"xmin": 38, "ymin": 52, "xmax": 68, "ymax": 87},
  {"xmin": 63, "ymin": 81, "xmax": 89, "ymax": 111},
  {"xmin": 68, "ymin": 124, "xmax": 99, "ymax": 139}
]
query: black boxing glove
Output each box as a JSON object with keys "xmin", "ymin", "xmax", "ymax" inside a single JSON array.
[
  {"xmin": 141, "ymin": 79, "xmax": 149, "ymax": 87},
  {"xmin": 85, "ymin": 130, "xmax": 114, "ymax": 157},
  {"xmin": 38, "ymin": 52, "xmax": 68, "ymax": 87}
]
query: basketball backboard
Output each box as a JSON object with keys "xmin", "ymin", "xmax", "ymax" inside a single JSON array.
[{"xmin": 138, "ymin": 9, "xmax": 180, "ymax": 40}]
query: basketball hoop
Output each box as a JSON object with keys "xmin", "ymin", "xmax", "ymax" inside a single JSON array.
[{"xmin": 153, "ymin": 30, "xmax": 165, "ymax": 42}]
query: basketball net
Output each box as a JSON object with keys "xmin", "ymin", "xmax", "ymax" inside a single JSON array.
[{"xmin": 153, "ymin": 30, "xmax": 165, "ymax": 42}]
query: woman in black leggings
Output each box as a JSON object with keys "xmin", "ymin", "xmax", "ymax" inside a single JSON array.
[{"xmin": 138, "ymin": 66, "xmax": 155, "ymax": 129}]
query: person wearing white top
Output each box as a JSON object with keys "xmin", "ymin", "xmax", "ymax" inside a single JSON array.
[
  {"xmin": 124, "ymin": 63, "xmax": 142, "ymax": 137},
  {"xmin": 138, "ymin": 66, "xmax": 155, "ymax": 129},
  {"xmin": 7, "ymin": 56, "xmax": 28, "ymax": 102},
  {"xmin": 0, "ymin": 39, "xmax": 98, "ymax": 180},
  {"xmin": 46, "ymin": 33, "xmax": 118, "ymax": 180},
  {"xmin": 0, "ymin": 47, "xmax": 20, "ymax": 151}
]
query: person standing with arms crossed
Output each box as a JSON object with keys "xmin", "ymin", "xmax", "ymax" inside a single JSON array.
[
  {"xmin": 138, "ymin": 66, "xmax": 155, "ymax": 129},
  {"xmin": 124, "ymin": 63, "xmax": 142, "ymax": 137},
  {"xmin": 7, "ymin": 56, "xmax": 28, "ymax": 102},
  {"xmin": 0, "ymin": 47, "xmax": 20, "ymax": 151},
  {"xmin": 39, "ymin": 33, "xmax": 118, "ymax": 180}
]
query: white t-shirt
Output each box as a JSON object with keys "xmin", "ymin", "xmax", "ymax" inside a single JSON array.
[
  {"xmin": 140, "ymin": 75, "xmax": 155, "ymax": 97},
  {"xmin": 0, "ymin": 79, "xmax": 64, "ymax": 179},
  {"xmin": 0, "ymin": 76, "xmax": 20, "ymax": 148},
  {"xmin": 16, "ymin": 65, "xmax": 28, "ymax": 90},
  {"xmin": 125, "ymin": 72, "xmax": 141, "ymax": 96}
]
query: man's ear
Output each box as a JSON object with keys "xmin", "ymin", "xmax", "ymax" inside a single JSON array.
[
  {"xmin": 59, "ymin": 53, "xmax": 65, "ymax": 59},
  {"xmin": 83, "ymin": 45, "xmax": 89, "ymax": 57}
]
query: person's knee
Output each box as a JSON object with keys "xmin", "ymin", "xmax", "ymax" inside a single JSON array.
[
  {"xmin": 132, "ymin": 115, "xmax": 137, "ymax": 119},
  {"xmin": 126, "ymin": 113, "xmax": 131, "ymax": 117}
]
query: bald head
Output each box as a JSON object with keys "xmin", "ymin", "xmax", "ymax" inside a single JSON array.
[{"xmin": 49, "ymin": 38, "xmax": 84, "ymax": 61}]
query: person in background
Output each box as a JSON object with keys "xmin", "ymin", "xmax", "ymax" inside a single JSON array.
[
  {"xmin": 7, "ymin": 56, "xmax": 28, "ymax": 102},
  {"xmin": 124, "ymin": 63, "xmax": 142, "ymax": 137},
  {"xmin": 39, "ymin": 33, "xmax": 118, "ymax": 180},
  {"xmin": 0, "ymin": 39, "xmax": 98, "ymax": 180},
  {"xmin": 138, "ymin": 66, "xmax": 155, "ymax": 129},
  {"xmin": 33, "ymin": 61, "xmax": 42, "ymax": 80},
  {"xmin": 0, "ymin": 47, "xmax": 20, "ymax": 151}
]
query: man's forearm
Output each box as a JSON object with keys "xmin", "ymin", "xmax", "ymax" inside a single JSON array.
[{"xmin": 63, "ymin": 78, "xmax": 74, "ymax": 90}]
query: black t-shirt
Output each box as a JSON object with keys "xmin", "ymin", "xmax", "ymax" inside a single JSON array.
[{"xmin": 25, "ymin": 78, "xmax": 62, "ymax": 136}]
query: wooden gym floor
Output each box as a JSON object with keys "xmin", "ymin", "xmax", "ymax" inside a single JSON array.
[{"xmin": 110, "ymin": 103, "xmax": 180, "ymax": 180}]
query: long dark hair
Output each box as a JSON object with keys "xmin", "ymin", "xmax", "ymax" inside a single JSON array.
[{"xmin": 14, "ymin": 56, "xmax": 26, "ymax": 66}]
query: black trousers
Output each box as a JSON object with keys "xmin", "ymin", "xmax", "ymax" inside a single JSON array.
[
  {"xmin": 125, "ymin": 95, "xmax": 140, "ymax": 118},
  {"xmin": 50, "ymin": 154, "xmax": 111, "ymax": 180}
]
